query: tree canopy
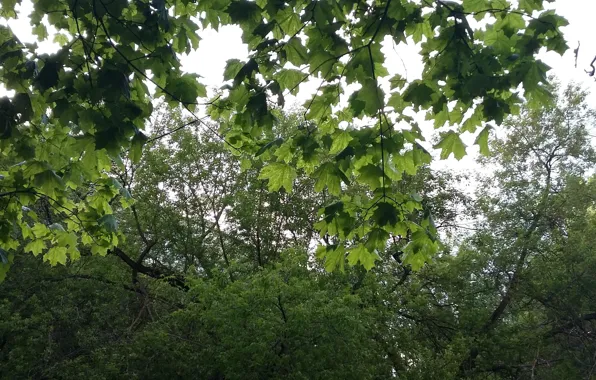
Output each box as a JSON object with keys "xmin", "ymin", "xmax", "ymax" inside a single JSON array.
[
  {"xmin": 0, "ymin": 0, "xmax": 571, "ymax": 275},
  {"xmin": 2, "ymin": 82, "xmax": 596, "ymax": 378}
]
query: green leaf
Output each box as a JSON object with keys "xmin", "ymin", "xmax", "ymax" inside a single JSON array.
[
  {"xmin": 434, "ymin": 131, "xmax": 467, "ymax": 160},
  {"xmin": 24, "ymin": 239, "xmax": 45, "ymax": 256},
  {"xmin": 461, "ymin": 105, "xmax": 484, "ymax": 133},
  {"xmin": 389, "ymin": 74, "xmax": 405, "ymax": 90},
  {"xmin": 32, "ymin": 23, "xmax": 48, "ymax": 40},
  {"xmin": 274, "ymin": 142, "xmax": 294, "ymax": 163},
  {"xmin": 164, "ymin": 74, "xmax": 206, "ymax": 104},
  {"xmin": 223, "ymin": 59, "xmax": 244, "ymax": 81},
  {"xmin": 255, "ymin": 138, "xmax": 283, "ymax": 157},
  {"xmin": 347, "ymin": 244, "xmax": 380, "ymax": 270},
  {"xmin": 527, "ymin": 84, "xmax": 553, "ymax": 109},
  {"xmin": 98, "ymin": 214, "xmax": 118, "ymax": 233},
  {"xmin": 44, "ymin": 246, "xmax": 67, "ymax": 266},
  {"xmin": 285, "ymin": 37, "xmax": 308, "ymax": 66},
  {"xmin": 523, "ymin": 61, "xmax": 550, "ymax": 93},
  {"xmin": 329, "ymin": 130, "xmax": 352, "ymax": 155},
  {"xmin": 501, "ymin": 12, "xmax": 525, "ymax": 31},
  {"xmin": 403, "ymin": 230, "xmax": 438, "ymax": 270},
  {"xmin": 349, "ymin": 80, "xmax": 384, "ymax": 117},
  {"xmin": 403, "ymin": 81, "xmax": 434, "ymax": 108},
  {"xmin": 519, "ymin": 0, "xmax": 543, "ymax": 12},
  {"xmin": 325, "ymin": 246, "xmax": 346, "ymax": 272},
  {"xmin": 402, "ymin": 250, "xmax": 426, "ymax": 270},
  {"xmin": 413, "ymin": 144, "xmax": 432, "ymax": 166},
  {"xmin": 411, "ymin": 20, "xmax": 433, "ymax": 43},
  {"xmin": 373, "ymin": 202, "xmax": 398, "ymax": 227},
  {"xmin": 277, "ymin": 7, "xmax": 302, "ymax": 36},
  {"xmin": 365, "ymin": 228, "xmax": 389, "ymax": 252},
  {"xmin": 276, "ymin": 69, "xmax": 304, "ymax": 94},
  {"xmin": 130, "ymin": 130, "xmax": 148, "ymax": 164},
  {"xmin": 240, "ymin": 158, "xmax": 252, "ymax": 171},
  {"xmin": 484, "ymin": 29, "xmax": 511, "ymax": 53},
  {"xmin": 34, "ymin": 170, "xmax": 64, "ymax": 197},
  {"xmin": 358, "ymin": 164, "xmax": 384, "ymax": 190},
  {"xmin": 475, "ymin": 125, "xmax": 491, "ymax": 156},
  {"xmin": 463, "ymin": 0, "xmax": 490, "ymax": 12},
  {"xmin": 0, "ymin": 0, "xmax": 17, "ymax": 17},
  {"xmin": 56, "ymin": 231, "xmax": 78, "ymax": 247},
  {"xmin": 321, "ymin": 245, "xmax": 345, "ymax": 272},
  {"xmin": 314, "ymin": 162, "xmax": 341, "ymax": 196},
  {"xmin": 258, "ymin": 162, "xmax": 297, "ymax": 192},
  {"xmin": 227, "ymin": 0, "xmax": 262, "ymax": 25},
  {"xmin": 31, "ymin": 223, "xmax": 50, "ymax": 239},
  {"xmin": 388, "ymin": 92, "xmax": 405, "ymax": 112},
  {"xmin": 91, "ymin": 244, "xmax": 109, "ymax": 256},
  {"xmin": 305, "ymin": 85, "xmax": 338, "ymax": 121},
  {"xmin": 432, "ymin": 108, "xmax": 449, "ymax": 129}
]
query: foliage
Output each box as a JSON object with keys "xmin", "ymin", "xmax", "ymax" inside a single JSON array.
[
  {"xmin": 441, "ymin": 82, "xmax": 596, "ymax": 377},
  {"xmin": 0, "ymin": 0, "xmax": 570, "ymax": 275},
  {"xmin": 106, "ymin": 253, "xmax": 394, "ymax": 380},
  {"xmin": 2, "ymin": 83, "xmax": 596, "ymax": 378}
]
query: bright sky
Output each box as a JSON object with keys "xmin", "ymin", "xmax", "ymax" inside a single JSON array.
[{"xmin": 4, "ymin": 0, "xmax": 596, "ymax": 173}]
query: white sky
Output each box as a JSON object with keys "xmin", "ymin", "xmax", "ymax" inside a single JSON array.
[{"xmin": 4, "ymin": 0, "xmax": 596, "ymax": 174}]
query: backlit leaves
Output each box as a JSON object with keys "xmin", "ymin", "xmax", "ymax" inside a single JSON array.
[
  {"xmin": 163, "ymin": 74, "xmax": 206, "ymax": 105},
  {"xmin": 475, "ymin": 126, "xmax": 492, "ymax": 156},
  {"xmin": 34, "ymin": 170, "xmax": 64, "ymax": 198},
  {"xmin": 373, "ymin": 202, "xmax": 399, "ymax": 228},
  {"xmin": 403, "ymin": 230, "xmax": 438, "ymax": 270},
  {"xmin": 434, "ymin": 131, "xmax": 467, "ymax": 160},
  {"xmin": 0, "ymin": 0, "xmax": 569, "ymax": 276},
  {"xmin": 358, "ymin": 164, "xmax": 385, "ymax": 190},
  {"xmin": 329, "ymin": 130, "xmax": 353, "ymax": 155},
  {"xmin": 223, "ymin": 59, "xmax": 244, "ymax": 81},
  {"xmin": 24, "ymin": 239, "xmax": 45, "ymax": 256},
  {"xmin": 276, "ymin": 69, "xmax": 304, "ymax": 94},
  {"xmin": 259, "ymin": 162, "xmax": 297, "ymax": 192},
  {"xmin": 314, "ymin": 163, "xmax": 342, "ymax": 196},
  {"xmin": 403, "ymin": 81, "xmax": 434, "ymax": 109},
  {"xmin": 523, "ymin": 60, "xmax": 550, "ymax": 93},
  {"xmin": 317, "ymin": 245, "xmax": 345, "ymax": 272},
  {"xmin": 44, "ymin": 246, "xmax": 67, "ymax": 266},
  {"xmin": 347, "ymin": 244, "xmax": 379, "ymax": 271},
  {"xmin": 463, "ymin": 0, "xmax": 491, "ymax": 12},
  {"xmin": 349, "ymin": 80, "xmax": 384, "ymax": 117},
  {"xmin": 285, "ymin": 38, "xmax": 309, "ymax": 66}
]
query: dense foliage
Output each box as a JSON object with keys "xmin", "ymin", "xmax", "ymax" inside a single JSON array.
[
  {"xmin": 0, "ymin": 0, "xmax": 570, "ymax": 273},
  {"xmin": 2, "ymin": 82, "xmax": 596, "ymax": 378},
  {"xmin": 1, "ymin": 0, "xmax": 594, "ymax": 378}
]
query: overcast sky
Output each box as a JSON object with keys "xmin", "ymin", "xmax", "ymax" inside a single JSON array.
[{"xmin": 4, "ymin": 0, "xmax": 596, "ymax": 172}]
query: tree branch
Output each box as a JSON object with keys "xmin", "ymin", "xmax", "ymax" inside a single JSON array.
[{"xmin": 110, "ymin": 247, "xmax": 188, "ymax": 290}]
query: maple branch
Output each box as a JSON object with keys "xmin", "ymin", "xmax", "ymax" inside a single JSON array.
[{"xmin": 110, "ymin": 247, "xmax": 188, "ymax": 290}]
